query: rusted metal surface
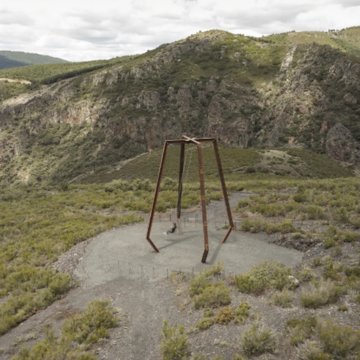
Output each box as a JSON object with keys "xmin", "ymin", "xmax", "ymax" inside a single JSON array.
[
  {"xmin": 177, "ymin": 143, "xmax": 185, "ymax": 220},
  {"xmin": 146, "ymin": 136, "xmax": 233, "ymax": 263},
  {"xmin": 146, "ymin": 141, "xmax": 169, "ymax": 253},
  {"xmin": 197, "ymin": 144, "xmax": 209, "ymax": 263},
  {"xmin": 213, "ymin": 139, "xmax": 234, "ymax": 243}
]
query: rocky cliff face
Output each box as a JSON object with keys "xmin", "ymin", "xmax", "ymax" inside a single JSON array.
[{"xmin": 0, "ymin": 30, "xmax": 359, "ymax": 185}]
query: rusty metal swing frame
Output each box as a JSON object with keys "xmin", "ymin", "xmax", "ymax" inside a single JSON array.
[{"xmin": 146, "ymin": 135, "xmax": 234, "ymax": 263}]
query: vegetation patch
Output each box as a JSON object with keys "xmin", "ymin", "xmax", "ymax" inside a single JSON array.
[
  {"xmin": 234, "ymin": 261, "xmax": 292, "ymax": 295},
  {"xmin": 300, "ymin": 281, "xmax": 345, "ymax": 308},
  {"xmin": 241, "ymin": 323, "xmax": 276, "ymax": 356},
  {"xmin": 12, "ymin": 300, "xmax": 119, "ymax": 360},
  {"xmin": 196, "ymin": 317, "xmax": 214, "ymax": 330},
  {"xmin": 159, "ymin": 321, "xmax": 189, "ymax": 360},
  {"xmin": 214, "ymin": 306, "xmax": 235, "ymax": 325},
  {"xmin": 234, "ymin": 302, "xmax": 251, "ymax": 324}
]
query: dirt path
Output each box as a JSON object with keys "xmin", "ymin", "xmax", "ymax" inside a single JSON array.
[
  {"xmin": 0, "ymin": 78, "xmax": 31, "ymax": 85},
  {"xmin": 0, "ymin": 193, "xmax": 304, "ymax": 359}
]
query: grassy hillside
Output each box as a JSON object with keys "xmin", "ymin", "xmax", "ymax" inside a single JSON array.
[
  {"xmin": 0, "ymin": 56, "xmax": 130, "ymax": 84},
  {"xmin": 264, "ymin": 26, "xmax": 360, "ymax": 57},
  {"xmin": 0, "ymin": 50, "xmax": 67, "ymax": 67},
  {"xmin": 79, "ymin": 146, "xmax": 354, "ymax": 184},
  {"xmin": 0, "ymin": 55, "xmax": 27, "ymax": 70}
]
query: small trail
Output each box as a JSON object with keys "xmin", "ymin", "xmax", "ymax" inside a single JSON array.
[{"xmin": 0, "ymin": 78, "xmax": 31, "ymax": 85}]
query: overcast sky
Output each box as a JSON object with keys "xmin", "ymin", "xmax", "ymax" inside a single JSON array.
[{"xmin": 1, "ymin": 0, "xmax": 359, "ymax": 62}]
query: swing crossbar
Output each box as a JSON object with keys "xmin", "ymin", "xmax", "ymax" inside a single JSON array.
[{"xmin": 146, "ymin": 136, "xmax": 234, "ymax": 263}]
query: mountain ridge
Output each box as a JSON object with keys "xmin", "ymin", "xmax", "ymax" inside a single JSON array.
[
  {"xmin": 0, "ymin": 28, "xmax": 359, "ymax": 186},
  {"xmin": 0, "ymin": 50, "xmax": 67, "ymax": 70}
]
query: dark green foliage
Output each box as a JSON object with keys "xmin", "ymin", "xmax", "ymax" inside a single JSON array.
[{"xmin": 159, "ymin": 321, "xmax": 189, "ymax": 360}]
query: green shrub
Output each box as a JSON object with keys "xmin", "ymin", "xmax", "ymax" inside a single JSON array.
[
  {"xmin": 234, "ymin": 302, "xmax": 250, "ymax": 324},
  {"xmin": 203, "ymin": 309, "xmax": 214, "ymax": 317},
  {"xmin": 196, "ymin": 317, "xmax": 214, "ymax": 330},
  {"xmin": 214, "ymin": 306, "xmax": 234, "ymax": 325},
  {"xmin": 159, "ymin": 321, "xmax": 189, "ymax": 360},
  {"xmin": 312, "ymin": 258, "xmax": 322, "ymax": 267},
  {"xmin": 297, "ymin": 340, "xmax": 331, "ymax": 360},
  {"xmin": 323, "ymin": 238, "xmax": 336, "ymax": 249},
  {"xmin": 293, "ymin": 193, "xmax": 307, "ymax": 203},
  {"xmin": 279, "ymin": 221, "xmax": 295, "ymax": 234},
  {"xmin": 297, "ymin": 267, "xmax": 316, "ymax": 282},
  {"xmin": 241, "ymin": 323, "xmax": 276, "ymax": 356},
  {"xmin": 62, "ymin": 300, "xmax": 118, "ymax": 344},
  {"xmin": 237, "ymin": 199, "xmax": 249, "ymax": 209},
  {"xmin": 337, "ymin": 306, "xmax": 348, "ymax": 312},
  {"xmin": 305, "ymin": 205, "xmax": 326, "ymax": 220},
  {"xmin": 286, "ymin": 316, "xmax": 318, "ymax": 346},
  {"xmin": 319, "ymin": 320, "xmax": 360, "ymax": 358},
  {"xmin": 245, "ymin": 167, "xmax": 256, "ymax": 174},
  {"xmin": 322, "ymin": 261, "xmax": 341, "ymax": 281},
  {"xmin": 301, "ymin": 282, "xmax": 345, "ymax": 308},
  {"xmin": 330, "ymin": 245, "xmax": 342, "ymax": 257},
  {"xmin": 12, "ymin": 300, "xmax": 118, "ymax": 360},
  {"xmin": 189, "ymin": 263, "xmax": 223, "ymax": 297},
  {"xmin": 234, "ymin": 261, "xmax": 292, "ymax": 294},
  {"xmin": 193, "ymin": 283, "xmax": 232, "ymax": 309},
  {"xmin": 272, "ymin": 290, "xmax": 293, "ymax": 308}
]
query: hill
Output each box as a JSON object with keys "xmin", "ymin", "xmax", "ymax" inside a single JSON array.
[
  {"xmin": 0, "ymin": 28, "xmax": 359, "ymax": 186},
  {"xmin": 0, "ymin": 50, "xmax": 67, "ymax": 70}
]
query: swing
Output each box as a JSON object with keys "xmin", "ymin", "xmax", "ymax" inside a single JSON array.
[{"xmin": 146, "ymin": 135, "xmax": 234, "ymax": 263}]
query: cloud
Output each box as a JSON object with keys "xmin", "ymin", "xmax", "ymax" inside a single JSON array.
[
  {"xmin": 0, "ymin": 0, "xmax": 359, "ymax": 62},
  {"xmin": 0, "ymin": 8, "xmax": 34, "ymax": 26}
]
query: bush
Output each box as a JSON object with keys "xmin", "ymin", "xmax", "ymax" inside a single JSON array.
[
  {"xmin": 189, "ymin": 263, "xmax": 223, "ymax": 297},
  {"xmin": 234, "ymin": 302, "xmax": 250, "ymax": 324},
  {"xmin": 241, "ymin": 323, "xmax": 276, "ymax": 356},
  {"xmin": 297, "ymin": 267, "xmax": 316, "ymax": 282},
  {"xmin": 62, "ymin": 300, "xmax": 118, "ymax": 344},
  {"xmin": 301, "ymin": 282, "xmax": 345, "ymax": 308},
  {"xmin": 297, "ymin": 340, "xmax": 331, "ymax": 360},
  {"xmin": 234, "ymin": 261, "xmax": 292, "ymax": 294},
  {"xmin": 245, "ymin": 167, "xmax": 256, "ymax": 174},
  {"xmin": 319, "ymin": 320, "xmax": 360, "ymax": 358},
  {"xmin": 12, "ymin": 300, "xmax": 118, "ymax": 360},
  {"xmin": 203, "ymin": 309, "xmax": 214, "ymax": 317},
  {"xmin": 193, "ymin": 283, "xmax": 232, "ymax": 309},
  {"xmin": 159, "ymin": 321, "xmax": 189, "ymax": 360},
  {"xmin": 286, "ymin": 316, "xmax": 318, "ymax": 346},
  {"xmin": 272, "ymin": 290, "xmax": 293, "ymax": 308},
  {"xmin": 196, "ymin": 317, "xmax": 214, "ymax": 330},
  {"xmin": 214, "ymin": 306, "xmax": 234, "ymax": 325}
]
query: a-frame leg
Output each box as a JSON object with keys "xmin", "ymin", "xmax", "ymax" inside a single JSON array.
[
  {"xmin": 197, "ymin": 144, "xmax": 209, "ymax": 263},
  {"xmin": 177, "ymin": 143, "xmax": 185, "ymax": 234},
  {"xmin": 213, "ymin": 139, "xmax": 234, "ymax": 243},
  {"xmin": 146, "ymin": 141, "xmax": 169, "ymax": 253}
]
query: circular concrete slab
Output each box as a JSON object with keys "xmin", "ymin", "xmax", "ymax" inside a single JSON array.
[{"xmin": 75, "ymin": 221, "xmax": 303, "ymax": 288}]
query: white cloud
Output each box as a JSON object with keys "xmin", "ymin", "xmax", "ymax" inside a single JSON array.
[{"xmin": 0, "ymin": 0, "xmax": 359, "ymax": 62}]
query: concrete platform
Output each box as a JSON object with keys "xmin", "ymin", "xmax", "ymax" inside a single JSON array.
[{"xmin": 75, "ymin": 221, "xmax": 303, "ymax": 288}]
